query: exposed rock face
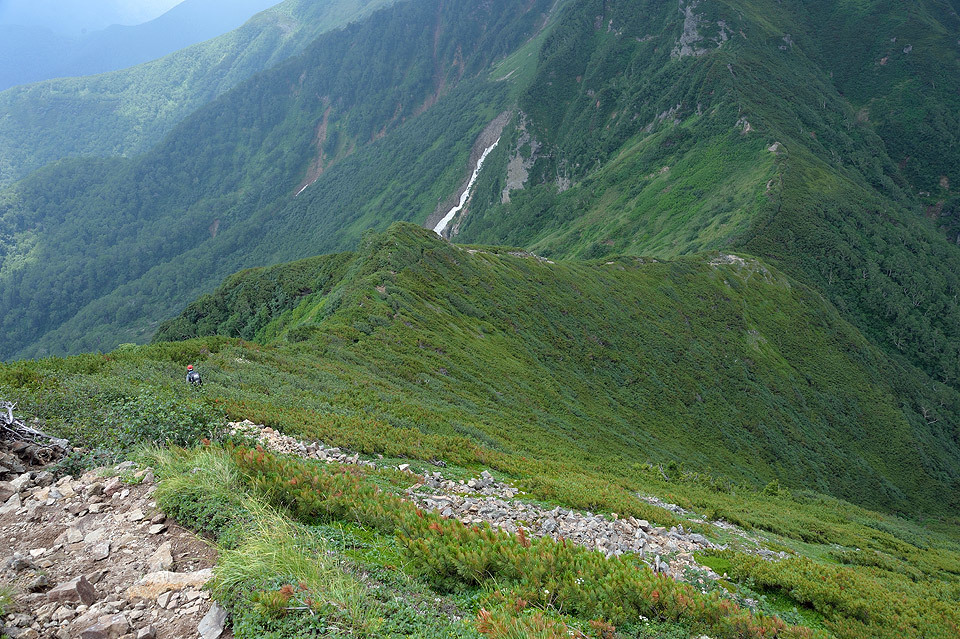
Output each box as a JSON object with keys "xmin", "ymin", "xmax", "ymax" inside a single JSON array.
[
  {"xmin": 197, "ymin": 603, "xmax": 228, "ymax": 639},
  {"xmin": 672, "ymin": 0, "xmax": 731, "ymax": 58},
  {"xmin": 501, "ymin": 113, "xmax": 541, "ymax": 204}
]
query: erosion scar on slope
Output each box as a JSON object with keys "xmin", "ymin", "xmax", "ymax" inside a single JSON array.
[{"xmin": 294, "ymin": 103, "xmax": 333, "ymax": 197}]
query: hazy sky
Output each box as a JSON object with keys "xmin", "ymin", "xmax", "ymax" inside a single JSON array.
[{"xmin": 0, "ymin": 0, "xmax": 186, "ymax": 34}]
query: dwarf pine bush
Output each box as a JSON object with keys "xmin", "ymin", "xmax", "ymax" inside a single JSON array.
[{"xmin": 230, "ymin": 445, "xmax": 822, "ymax": 639}]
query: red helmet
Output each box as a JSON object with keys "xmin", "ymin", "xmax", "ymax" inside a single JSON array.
[{"xmin": 187, "ymin": 365, "xmax": 193, "ymax": 370}]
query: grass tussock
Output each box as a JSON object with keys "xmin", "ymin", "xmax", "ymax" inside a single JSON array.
[{"xmin": 210, "ymin": 501, "xmax": 378, "ymax": 634}]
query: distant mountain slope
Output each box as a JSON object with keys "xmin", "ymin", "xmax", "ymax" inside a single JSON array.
[
  {"xmin": 451, "ymin": 0, "xmax": 960, "ymax": 395},
  {"xmin": 0, "ymin": 0, "xmax": 396, "ymax": 188},
  {"xmin": 0, "ymin": 0, "xmax": 184, "ymax": 36},
  {"xmin": 0, "ymin": 0, "xmax": 282, "ymax": 92},
  {"xmin": 0, "ymin": 0, "xmax": 556, "ymax": 359}
]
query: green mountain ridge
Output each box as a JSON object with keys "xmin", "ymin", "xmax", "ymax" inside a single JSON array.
[
  {"xmin": 3, "ymin": 1, "xmax": 960, "ymax": 636},
  {"xmin": 152, "ymin": 223, "xmax": 960, "ymax": 517},
  {"xmin": 451, "ymin": 0, "xmax": 960, "ymax": 395},
  {"xmin": 3, "ymin": 223, "xmax": 960, "ymax": 637}
]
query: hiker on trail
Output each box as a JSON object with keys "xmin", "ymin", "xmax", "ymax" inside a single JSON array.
[{"xmin": 186, "ymin": 365, "xmax": 202, "ymax": 386}]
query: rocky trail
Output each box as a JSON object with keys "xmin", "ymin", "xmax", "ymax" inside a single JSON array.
[
  {"xmin": 231, "ymin": 421, "xmax": 748, "ymax": 583},
  {"xmin": 0, "ymin": 418, "xmax": 778, "ymax": 638},
  {"xmin": 0, "ymin": 455, "xmax": 228, "ymax": 639}
]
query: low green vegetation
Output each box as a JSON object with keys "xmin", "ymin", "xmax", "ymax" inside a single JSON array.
[
  {"xmin": 0, "ymin": 582, "xmax": 15, "ymax": 616},
  {"xmin": 147, "ymin": 224, "xmax": 960, "ymax": 516},
  {"xmin": 149, "ymin": 443, "xmax": 824, "ymax": 638},
  {"xmin": 3, "ymin": 223, "xmax": 959, "ymax": 637},
  {"xmin": 141, "ymin": 441, "xmax": 960, "ymax": 638}
]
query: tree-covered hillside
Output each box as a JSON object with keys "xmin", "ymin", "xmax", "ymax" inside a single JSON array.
[
  {"xmin": 452, "ymin": 0, "xmax": 960, "ymax": 400},
  {"xmin": 0, "ymin": 0, "xmax": 397, "ymax": 188},
  {"xmin": 0, "ymin": 0, "xmax": 555, "ymax": 360}
]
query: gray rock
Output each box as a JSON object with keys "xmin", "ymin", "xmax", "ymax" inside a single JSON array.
[
  {"xmin": 0, "ymin": 481, "xmax": 14, "ymax": 503},
  {"xmin": 5, "ymin": 552, "xmax": 35, "ymax": 571},
  {"xmin": 47, "ymin": 575, "xmax": 97, "ymax": 606},
  {"xmin": 652, "ymin": 555, "xmax": 672, "ymax": 576},
  {"xmin": 198, "ymin": 602, "xmax": 229, "ymax": 639},
  {"xmin": 540, "ymin": 517, "xmax": 558, "ymax": 534},
  {"xmin": 687, "ymin": 533, "xmax": 709, "ymax": 546},
  {"xmin": 79, "ymin": 612, "xmax": 130, "ymax": 639},
  {"xmin": 91, "ymin": 541, "xmax": 111, "ymax": 561},
  {"xmin": 146, "ymin": 542, "xmax": 174, "ymax": 573},
  {"xmin": 9, "ymin": 472, "xmax": 32, "ymax": 493},
  {"xmin": 136, "ymin": 626, "xmax": 157, "ymax": 639},
  {"xmin": 26, "ymin": 572, "xmax": 50, "ymax": 592},
  {"xmin": 0, "ymin": 491, "xmax": 21, "ymax": 514}
]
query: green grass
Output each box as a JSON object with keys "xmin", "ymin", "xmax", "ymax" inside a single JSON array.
[
  {"xmin": 0, "ymin": 583, "xmax": 15, "ymax": 616},
  {"xmin": 150, "ymin": 445, "xmax": 482, "ymax": 638}
]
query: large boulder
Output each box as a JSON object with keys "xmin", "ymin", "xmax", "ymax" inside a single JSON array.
[{"xmin": 47, "ymin": 576, "xmax": 98, "ymax": 606}]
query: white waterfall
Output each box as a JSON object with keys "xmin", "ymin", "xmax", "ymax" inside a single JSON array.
[{"xmin": 434, "ymin": 137, "xmax": 500, "ymax": 235}]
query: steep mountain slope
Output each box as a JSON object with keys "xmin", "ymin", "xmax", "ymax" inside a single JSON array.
[
  {"xmin": 0, "ymin": 0, "xmax": 556, "ymax": 360},
  {"xmin": 0, "ymin": 0, "xmax": 282, "ymax": 92},
  {"xmin": 3, "ymin": 226, "xmax": 960, "ymax": 638},
  {"xmin": 0, "ymin": 0, "xmax": 397, "ymax": 188},
  {"xmin": 450, "ymin": 0, "xmax": 960, "ymax": 397},
  {"xmin": 3, "ymin": 0, "xmax": 960, "ymax": 411}
]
